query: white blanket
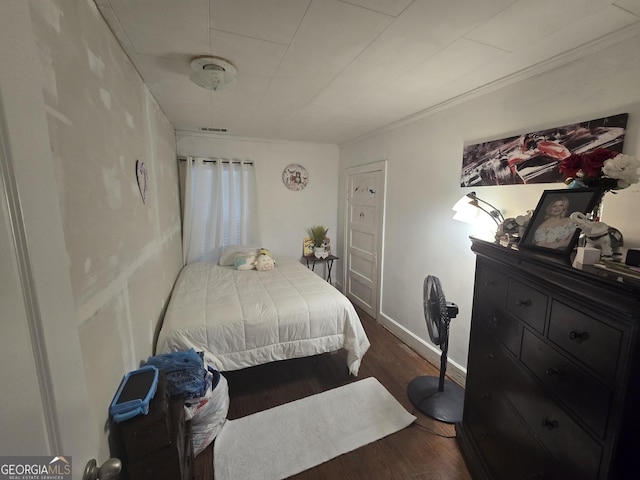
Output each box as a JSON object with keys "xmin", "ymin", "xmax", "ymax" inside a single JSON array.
[{"xmin": 156, "ymin": 257, "xmax": 370, "ymax": 375}]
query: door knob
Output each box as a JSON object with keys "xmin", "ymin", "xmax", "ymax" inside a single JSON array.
[{"xmin": 82, "ymin": 458, "xmax": 122, "ymax": 480}]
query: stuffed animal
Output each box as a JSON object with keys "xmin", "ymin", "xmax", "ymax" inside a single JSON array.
[
  {"xmin": 234, "ymin": 254, "xmax": 256, "ymax": 270},
  {"xmin": 255, "ymin": 254, "xmax": 275, "ymax": 271},
  {"xmin": 255, "ymin": 247, "xmax": 276, "ymax": 271}
]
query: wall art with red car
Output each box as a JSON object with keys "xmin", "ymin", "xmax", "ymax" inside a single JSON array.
[{"xmin": 460, "ymin": 113, "xmax": 628, "ymax": 187}]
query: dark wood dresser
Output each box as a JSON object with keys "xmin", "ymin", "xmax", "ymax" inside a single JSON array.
[
  {"xmin": 456, "ymin": 238, "xmax": 640, "ymax": 480},
  {"xmin": 119, "ymin": 374, "xmax": 193, "ymax": 480}
]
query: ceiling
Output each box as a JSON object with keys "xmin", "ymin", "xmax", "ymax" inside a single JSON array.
[{"xmin": 94, "ymin": 0, "xmax": 640, "ymax": 145}]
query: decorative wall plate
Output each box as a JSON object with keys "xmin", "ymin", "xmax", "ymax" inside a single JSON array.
[{"xmin": 282, "ymin": 163, "xmax": 308, "ymax": 191}]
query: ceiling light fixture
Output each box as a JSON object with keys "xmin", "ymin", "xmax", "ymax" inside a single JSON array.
[{"xmin": 189, "ymin": 56, "xmax": 237, "ymax": 91}]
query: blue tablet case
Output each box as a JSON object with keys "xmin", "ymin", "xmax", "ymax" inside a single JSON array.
[{"xmin": 110, "ymin": 365, "xmax": 159, "ymax": 423}]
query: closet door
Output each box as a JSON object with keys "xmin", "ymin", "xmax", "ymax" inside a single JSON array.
[{"xmin": 345, "ymin": 162, "xmax": 386, "ymax": 318}]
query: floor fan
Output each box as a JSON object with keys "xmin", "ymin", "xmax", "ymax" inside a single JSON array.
[{"xmin": 407, "ymin": 275, "xmax": 465, "ymax": 423}]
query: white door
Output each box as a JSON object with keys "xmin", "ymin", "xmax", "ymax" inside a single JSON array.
[
  {"xmin": 1, "ymin": 2, "xmax": 97, "ymax": 468},
  {"xmin": 345, "ymin": 162, "xmax": 386, "ymax": 318},
  {"xmin": 0, "ymin": 158, "xmax": 51, "ymax": 454}
]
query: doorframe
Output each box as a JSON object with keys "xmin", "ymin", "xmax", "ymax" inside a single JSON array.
[{"xmin": 343, "ymin": 160, "xmax": 387, "ymax": 319}]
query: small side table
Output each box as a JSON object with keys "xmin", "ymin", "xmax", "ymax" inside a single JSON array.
[{"xmin": 304, "ymin": 255, "xmax": 338, "ymax": 283}]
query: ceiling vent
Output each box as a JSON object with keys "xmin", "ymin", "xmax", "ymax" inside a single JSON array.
[{"xmin": 189, "ymin": 56, "xmax": 237, "ymax": 91}]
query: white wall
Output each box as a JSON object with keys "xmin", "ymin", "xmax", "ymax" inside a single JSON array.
[
  {"xmin": 339, "ymin": 34, "xmax": 640, "ymax": 376},
  {"xmin": 0, "ymin": 1, "xmax": 183, "ymax": 470},
  {"xmin": 176, "ymin": 132, "xmax": 340, "ymax": 266}
]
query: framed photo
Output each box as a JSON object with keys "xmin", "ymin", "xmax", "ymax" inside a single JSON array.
[
  {"xmin": 519, "ymin": 188, "xmax": 602, "ymax": 256},
  {"xmin": 303, "ymin": 237, "xmax": 314, "ymax": 256},
  {"xmin": 302, "ymin": 236, "xmax": 331, "ymax": 256}
]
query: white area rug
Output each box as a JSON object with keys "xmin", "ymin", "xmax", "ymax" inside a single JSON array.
[{"xmin": 213, "ymin": 377, "xmax": 416, "ymax": 480}]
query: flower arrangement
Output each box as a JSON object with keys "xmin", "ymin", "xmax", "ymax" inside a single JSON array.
[{"xmin": 559, "ymin": 148, "xmax": 640, "ymax": 191}]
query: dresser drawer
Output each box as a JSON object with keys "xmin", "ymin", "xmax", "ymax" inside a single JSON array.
[
  {"xmin": 467, "ymin": 324, "xmax": 516, "ymax": 389},
  {"xmin": 466, "ymin": 387, "xmax": 566, "ymax": 480},
  {"xmin": 548, "ymin": 301, "xmax": 622, "ymax": 381},
  {"xmin": 128, "ymin": 427, "xmax": 192, "ymax": 480},
  {"xmin": 476, "ymin": 263, "xmax": 507, "ymax": 308},
  {"xmin": 506, "ymin": 279, "xmax": 548, "ymax": 333},
  {"xmin": 521, "ymin": 330, "xmax": 612, "ymax": 438},
  {"xmin": 466, "ymin": 327, "xmax": 523, "ymax": 438},
  {"xmin": 476, "ymin": 304, "xmax": 522, "ymax": 356},
  {"xmin": 508, "ymin": 371, "xmax": 603, "ymax": 480}
]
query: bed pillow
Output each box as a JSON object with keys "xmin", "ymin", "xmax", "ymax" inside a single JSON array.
[
  {"xmin": 219, "ymin": 245, "xmax": 259, "ymax": 266},
  {"xmin": 234, "ymin": 254, "xmax": 256, "ymax": 270}
]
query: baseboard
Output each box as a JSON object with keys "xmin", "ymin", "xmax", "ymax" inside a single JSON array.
[{"xmin": 377, "ymin": 311, "xmax": 467, "ymax": 387}]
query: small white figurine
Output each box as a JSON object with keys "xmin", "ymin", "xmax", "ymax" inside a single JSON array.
[{"xmin": 569, "ymin": 212, "xmax": 624, "ymax": 262}]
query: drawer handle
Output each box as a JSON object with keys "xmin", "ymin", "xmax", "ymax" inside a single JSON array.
[
  {"xmin": 516, "ymin": 299, "xmax": 532, "ymax": 307},
  {"xmin": 480, "ymin": 392, "xmax": 492, "ymax": 399},
  {"xmin": 484, "ymin": 280, "xmax": 497, "ymax": 287},
  {"xmin": 544, "ymin": 367, "xmax": 560, "ymax": 377},
  {"xmin": 484, "ymin": 353, "xmax": 495, "ymax": 361},
  {"xmin": 569, "ymin": 330, "xmax": 590, "ymax": 342},
  {"xmin": 490, "ymin": 316, "xmax": 499, "ymax": 327},
  {"xmin": 541, "ymin": 418, "xmax": 559, "ymax": 430}
]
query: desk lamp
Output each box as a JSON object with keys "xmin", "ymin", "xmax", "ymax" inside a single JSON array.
[{"xmin": 452, "ymin": 191, "xmax": 504, "ymax": 226}]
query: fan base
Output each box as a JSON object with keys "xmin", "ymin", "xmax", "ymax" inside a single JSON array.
[{"xmin": 407, "ymin": 375, "xmax": 465, "ymax": 424}]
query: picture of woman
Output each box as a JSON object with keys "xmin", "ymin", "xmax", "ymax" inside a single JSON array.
[
  {"xmin": 533, "ymin": 196, "xmax": 576, "ymax": 249},
  {"xmin": 519, "ymin": 188, "xmax": 601, "ymax": 255}
]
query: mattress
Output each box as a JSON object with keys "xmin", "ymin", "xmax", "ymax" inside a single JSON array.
[{"xmin": 156, "ymin": 257, "xmax": 370, "ymax": 375}]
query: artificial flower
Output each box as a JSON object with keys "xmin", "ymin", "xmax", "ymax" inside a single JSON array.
[
  {"xmin": 602, "ymin": 154, "xmax": 640, "ymax": 189},
  {"xmin": 559, "ymin": 148, "xmax": 639, "ymax": 191},
  {"xmin": 557, "ymin": 153, "xmax": 583, "ymax": 179}
]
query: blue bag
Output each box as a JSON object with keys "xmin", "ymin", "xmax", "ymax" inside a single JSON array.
[{"xmin": 144, "ymin": 349, "xmax": 205, "ymax": 398}]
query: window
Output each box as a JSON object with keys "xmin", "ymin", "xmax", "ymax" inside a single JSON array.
[{"xmin": 179, "ymin": 157, "xmax": 259, "ymax": 264}]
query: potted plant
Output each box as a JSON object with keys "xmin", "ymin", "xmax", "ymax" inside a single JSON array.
[{"xmin": 307, "ymin": 225, "xmax": 329, "ymax": 258}]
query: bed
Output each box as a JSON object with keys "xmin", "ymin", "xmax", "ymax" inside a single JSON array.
[{"xmin": 156, "ymin": 254, "xmax": 370, "ymax": 376}]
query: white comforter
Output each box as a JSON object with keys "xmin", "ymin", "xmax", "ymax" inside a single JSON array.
[{"xmin": 156, "ymin": 257, "xmax": 370, "ymax": 375}]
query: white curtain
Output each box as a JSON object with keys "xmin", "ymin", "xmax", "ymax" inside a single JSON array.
[{"xmin": 180, "ymin": 156, "xmax": 260, "ymax": 265}]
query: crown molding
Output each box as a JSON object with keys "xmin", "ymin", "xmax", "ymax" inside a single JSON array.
[{"xmin": 341, "ymin": 22, "xmax": 640, "ymax": 147}]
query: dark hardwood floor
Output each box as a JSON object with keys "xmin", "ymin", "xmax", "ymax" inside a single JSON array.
[{"xmin": 193, "ymin": 308, "xmax": 472, "ymax": 480}]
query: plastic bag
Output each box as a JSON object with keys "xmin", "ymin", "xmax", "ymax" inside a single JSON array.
[
  {"xmin": 188, "ymin": 368, "xmax": 230, "ymax": 456},
  {"xmin": 184, "ymin": 367, "xmax": 215, "ymax": 421},
  {"xmin": 144, "ymin": 349, "xmax": 206, "ymax": 398}
]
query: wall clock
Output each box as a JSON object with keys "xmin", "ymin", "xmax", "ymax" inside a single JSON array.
[{"xmin": 282, "ymin": 163, "xmax": 308, "ymax": 191}]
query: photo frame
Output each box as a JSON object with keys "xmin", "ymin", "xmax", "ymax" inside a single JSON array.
[
  {"xmin": 519, "ymin": 188, "xmax": 602, "ymax": 256},
  {"xmin": 303, "ymin": 236, "xmax": 331, "ymax": 256}
]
